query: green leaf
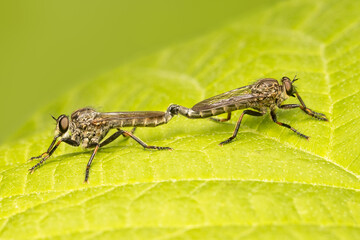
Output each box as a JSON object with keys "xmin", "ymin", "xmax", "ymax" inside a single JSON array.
[{"xmin": 1, "ymin": 0, "xmax": 360, "ymax": 239}]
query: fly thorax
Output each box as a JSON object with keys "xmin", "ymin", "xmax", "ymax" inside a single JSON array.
[
  {"xmin": 62, "ymin": 131, "xmax": 71, "ymax": 139},
  {"xmin": 69, "ymin": 122, "xmax": 81, "ymax": 142},
  {"xmin": 84, "ymin": 125, "xmax": 110, "ymax": 148},
  {"xmin": 277, "ymin": 89, "xmax": 289, "ymax": 106}
]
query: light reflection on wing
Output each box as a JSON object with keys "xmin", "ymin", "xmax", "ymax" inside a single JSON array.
[{"xmin": 192, "ymin": 85, "xmax": 257, "ymax": 111}]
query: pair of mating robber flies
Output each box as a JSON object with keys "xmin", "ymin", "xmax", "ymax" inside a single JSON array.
[{"xmin": 30, "ymin": 76, "xmax": 328, "ymax": 182}]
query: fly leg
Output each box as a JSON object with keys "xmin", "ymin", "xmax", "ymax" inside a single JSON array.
[
  {"xmin": 99, "ymin": 128, "xmax": 137, "ymax": 146},
  {"xmin": 279, "ymin": 104, "xmax": 328, "ymax": 121},
  {"xmin": 29, "ymin": 138, "xmax": 79, "ymax": 174},
  {"xmin": 101, "ymin": 128, "xmax": 172, "ymax": 150},
  {"xmin": 98, "ymin": 128, "xmax": 137, "ymax": 147},
  {"xmin": 286, "ymin": 92, "xmax": 328, "ymax": 121},
  {"xmin": 83, "ymin": 128, "xmax": 170, "ymax": 182},
  {"xmin": 84, "ymin": 130, "xmax": 128, "ymax": 183},
  {"xmin": 122, "ymin": 130, "xmax": 172, "ymax": 150},
  {"xmin": 119, "ymin": 127, "xmax": 136, "ymax": 141},
  {"xmin": 29, "ymin": 139, "xmax": 62, "ymax": 173},
  {"xmin": 97, "ymin": 130, "xmax": 126, "ymax": 147},
  {"xmin": 96, "ymin": 128, "xmax": 137, "ymax": 147},
  {"xmin": 29, "ymin": 137, "xmax": 58, "ymax": 161},
  {"xmin": 210, "ymin": 112, "xmax": 232, "ymax": 122},
  {"xmin": 220, "ymin": 110, "xmax": 264, "ymax": 145},
  {"xmin": 270, "ymin": 110, "xmax": 309, "ymax": 139},
  {"xmin": 84, "ymin": 144, "xmax": 99, "ymax": 183}
]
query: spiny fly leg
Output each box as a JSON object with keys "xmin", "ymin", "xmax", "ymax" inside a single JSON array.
[
  {"xmin": 97, "ymin": 128, "xmax": 138, "ymax": 148},
  {"xmin": 122, "ymin": 130, "xmax": 172, "ymax": 150},
  {"xmin": 118, "ymin": 127, "xmax": 137, "ymax": 139},
  {"xmin": 29, "ymin": 152, "xmax": 49, "ymax": 161},
  {"xmin": 280, "ymin": 104, "xmax": 328, "ymax": 121},
  {"xmin": 84, "ymin": 144, "xmax": 99, "ymax": 183},
  {"xmin": 210, "ymin": 112, "xmax": 232, "ymax": 123},
  {"xmin": 294, "ymin": 92, "xmax": 328, "ymax": 121},
  {"xmin": 220, "ymin": 110, "xmax": 264, "ymax": 146},
  {"xmin": 29, "ymin": 155, "xmax": 50, "ymax": 174},
  {"xmin": 299, "ymin": 106, "xmax": 328, "ymax": 121},
  {"xmin": 29, "ymin": 140, "xmax": 62, "ymax": 173},
  {"xmin": 99, "ymin": 130, "xmax": 124, "ymax": 147},
  {"xmin": 144, "ymin": 145, "xmax": 172, "ymax": 150},
  {"xmin": 84, "ymin": 129, "xmax": 139, "ymax": 183},
  {"xmin": 29, "ymin": 136, "xmax": 59, "ymax": 161},
  {"xmin": 270, "ymin": 110, "xmax": 309, "ymax": 139}
]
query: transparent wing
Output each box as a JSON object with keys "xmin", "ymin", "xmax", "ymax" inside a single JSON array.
[{"xmin": 192, "ymin": 85, "xmax": 256, "ymax": 111}]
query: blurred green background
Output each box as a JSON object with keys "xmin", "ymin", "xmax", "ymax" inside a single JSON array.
[{"xmin": 0, "ymin": 0, "xmax": 274, "ymax": 143}]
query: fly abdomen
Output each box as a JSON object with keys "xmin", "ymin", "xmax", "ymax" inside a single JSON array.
[
  {"xmin": 234, "ymin": 103, "xmax": 249, "ymax": 111},
  {"xmin": 142, "ymin": 114, "xmax": 169, "ymax": 127},
  {"xmin": 116, "ymin": 114, "xmax": 170, "ymax": 128},
  {"xmin": 176, "ymin": 105, "xmax": 203, "ymax": 118},
  {"xmin": 209, "ymin": 108, "xmax": 226, "ymax": 116},
  {"xmin": 175, "ymin": 105, "xmax": 225, "ymax": 119},
  {"xmin": 94, "ymin": 110, "xmax": 176, "ymax": 129}
]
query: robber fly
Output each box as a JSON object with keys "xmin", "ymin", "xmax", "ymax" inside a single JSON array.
[
  {"xmin": 29, "ymin": 105, "xmax": 178, "ymax": 182},
  {"xmin": 170, "ymin": 76, "xmax": 328, "ymax": 145}
]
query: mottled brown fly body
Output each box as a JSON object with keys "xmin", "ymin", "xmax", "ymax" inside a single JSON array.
[
  {"xmin": 170, "ymin": 76, "xmax": 328, "ymax": 145},
  {"xmin": 29, "ymin": 105, "xmax": 178, "ymax": 182}
]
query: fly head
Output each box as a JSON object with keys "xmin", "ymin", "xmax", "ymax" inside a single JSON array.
[
  {"xmin": 281, "ymin": 76, "xmax": 298, "ymax": 97},
  {"xmin": 52, "ymin": 114, "xmax": 70, "ymax": 138}
]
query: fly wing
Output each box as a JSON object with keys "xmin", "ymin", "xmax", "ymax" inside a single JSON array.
[{"xmin": 192, "ymin": 85, "xmax": 256, "ymax": 111}]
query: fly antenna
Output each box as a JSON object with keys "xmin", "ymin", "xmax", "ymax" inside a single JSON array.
[
  {"xmin": 50, "ymin": 114, "xmax": 57, "ymax": 121},
  {"xmin": 292, "ymin": 75, "xmax": 299, "ymax": 83}
]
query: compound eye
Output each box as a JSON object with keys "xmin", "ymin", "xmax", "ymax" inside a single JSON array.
[
  {"xmin": 282, "ymin": 76, "xmax": 290, "ymax": 82},
  {"xmin": 58, "ymin": 115, "xmax": 69, "ymax": 133},
  {"xmin": 284, "ymin": 80, "xmax": 292, "ymax": 93}
]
